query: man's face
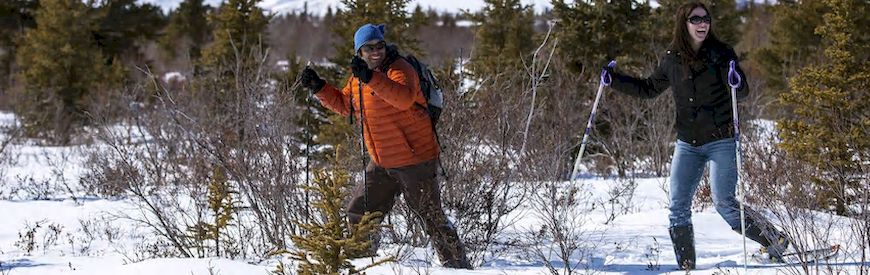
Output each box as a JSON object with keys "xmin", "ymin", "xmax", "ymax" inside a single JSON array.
[{"xmin": 359, "ymin": 40, "xmax": 386, "ymax": 69}]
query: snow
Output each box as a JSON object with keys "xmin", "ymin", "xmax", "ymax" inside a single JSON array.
[
  {"xmin": 162, "ymin": 72, "xmax": 185, "ymax": 83},
  {"xmin": 0, "ymin": 113, "xmax": 865, "ymax": 274}
]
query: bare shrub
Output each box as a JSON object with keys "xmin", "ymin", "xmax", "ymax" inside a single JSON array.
[
  {"xmin": 525, "ymin": 181, "xmax": 599, "ymax": 275},
  {"xmin": 742, "ymin": 123, "xmax": 863, "ymax": 274},
  {"xmin": 80, "ymin": 45, "xmax": 314, "ymax": 260}
]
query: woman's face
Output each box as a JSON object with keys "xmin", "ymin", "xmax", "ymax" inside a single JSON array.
[{"xmin": 686, "ymin": 7, "xmax": 711, "ymax": 45}]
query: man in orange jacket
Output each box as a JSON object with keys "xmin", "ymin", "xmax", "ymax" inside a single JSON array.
[{"xmin": 299, "ymin": 23, "xmax": 471, "ymax": 269}]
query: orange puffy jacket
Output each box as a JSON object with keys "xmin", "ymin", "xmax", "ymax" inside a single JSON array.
[{"xmin": 315, "ymin": 57, "xmax": 439, "ymax": 169}]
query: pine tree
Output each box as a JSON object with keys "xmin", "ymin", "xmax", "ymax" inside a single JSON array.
[
  {"xmin": 330, "ymin": 0, "xmax": 423, "ymax": 68},
  {"xmin": 777, "ymin": 0, "xmax": 870, "ymax": 216},
  {"xmin": 737, "ymin": 1, "xmax": 774, "ymax": 55},
  {"xmin": 0, "ymin": 0, "xmax": 37, "ymax": 88},
  {"xmin": 200, "ymin": 0, "xmax": 269, "ymax": 72},
  {"xmin": 753, "ymin": 0, "xmax": 828, "ymax": 93},
  {"xmin": 92, "ymin": 0, "xmax": 166, "ymax": 66},
  {"xmin": 289, "ymin": 167, "xmax": 394, "ymax": 274},
  {"xmin": 410, "ymin": 5, "xmax": 432, "ymax": 28},
  {"xmin": 704, "ymin": 0, "xmax": 741, "ymax": 46},
  {"xmin": 196, "ymin": 0, "xmax": 270, "ymax": 144},
  {"xmin": 553, "ymin": 0, "xmax": 654, "ymax": 77},
  {"xmin": 187, "ymin": 166, "xmax": 241, "ymax": 257},
  {"xmin": 160, "ymin": 0, "xmax": 212, "ymax": 68},
  {"xmin": 468, "ymin": 0, "xmax": 534, "ymax": 76},
  {"xmin": 15, "ymin": 0, "xmax": 115, "ymax": 143}
]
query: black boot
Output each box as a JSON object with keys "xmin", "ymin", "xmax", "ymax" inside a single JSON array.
[
  {"xmin": 433, "ymin": 223, "xmax": 473, "ymax": 269},
  {"xmin": 347, "ymin": 231, "xmax": 381, "ymax": 259},
  {"xmin": 669, "ymin": 225, "xmax": 696, "ymax": 270},
  {"xmin": 739, "ymin": 217, "xmax": 790, "ymax": 261}
]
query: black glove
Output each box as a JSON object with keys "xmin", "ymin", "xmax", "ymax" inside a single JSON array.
[
  {"xmin": 300, "ymin": 67, "xmax": 325, "ymax": 94},
  {"xmin": 351, "ymin": 56, "xmax": 373, "ymax": 83}
]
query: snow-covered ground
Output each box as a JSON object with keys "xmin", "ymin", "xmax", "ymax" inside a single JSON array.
[{"xmin": 0, "ymin": 113, "xmax": 865, "ymax": 274}]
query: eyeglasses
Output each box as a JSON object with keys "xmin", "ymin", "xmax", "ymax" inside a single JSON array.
[
  {"xmin": 687, "ymin": 15, "xmax": 712, "ymax": 25},
  {"xmin": 360, "ymin": 41, "xmax": 386, "ymax": 53}
]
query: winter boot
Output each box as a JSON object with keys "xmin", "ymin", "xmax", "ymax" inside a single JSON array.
[
  {"xmin": 348, "ymin": 232, "xmax": 381, "ymax": 259},
  {"xmin": 432, "ymin": 222, "xmax": 473, "ymax": 269},
  {"xmin": 669, "ymin": 225, "xmax": 696, "ymax": 270},
  {"xmin": 740, "ymin": 218, "xmax": 790, "ymax": 261}
]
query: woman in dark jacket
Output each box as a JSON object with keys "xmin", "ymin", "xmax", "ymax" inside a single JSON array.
[{"xmin": 606, "ymin": 2, "xmax": 789, "ymax": 270}]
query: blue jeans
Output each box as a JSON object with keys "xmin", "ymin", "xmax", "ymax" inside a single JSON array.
[{"xmin": 668, "ymin": 138, "xmax": 744, "ymax": 229}]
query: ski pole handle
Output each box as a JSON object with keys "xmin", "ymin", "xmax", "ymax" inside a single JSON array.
[
  {"xmin": 600, "ymin": 60, "xmax": 617, "ymax": 86},
  {"xmin": 728, "ymin": 60, "xmax": 741, "ymax": 89}
]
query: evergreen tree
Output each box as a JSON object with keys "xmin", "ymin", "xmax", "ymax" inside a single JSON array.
[
  {"xmin": 0, "ymin": 0, "xmax": 37, "ymax": 88},
  {"xmin": 704, "ymin": 0, "xmax": 741, "ymax": 46},
  {"xmin": 753, "ymin": 0, "xmax": 828, "ymax": 93},
  {"xmin": 187, "ymin": 166, "xmax": 241, "ymax": 257},
  {"xmin": 737, "ymin": 1, "xmax": 774, "ymax": 54},
  {"xmin": 410, "ymin": 5, "xmax": 429, "ymax": 28},
  {"xmin": 200, "ymin": 0, "xmax": 269, "ymax": 72},
  {"xmin": 160, "ymin": 0, "xmax": 212, "ymax": 67},
  {"xmin": 15, "ymin": 0, "xmax": 117, "ymax": 143},
  {"xmin": 777, "ymin": 0, "xmax": 870, "ymax": 216},
  {"xmin": 554, "ymin": 0, "xmax": 654, "ymax": 75},
  {"xmin": 290, "ymin": 168, "xmax": 393, "ymax": 274},
  {"xmin": 330, "ymin": 0, "xmax": 422, "ymax": 68},
  {"xmin": 197, "ymin": 0, "xmax": 270, "ymax": 144},
  {"xmin": 468, "ymin": 0, "xmax": 534, "ymax": 76},
  {"xmin": 92, "ymin": 0, "xmax": 166, "ymax": 66}
]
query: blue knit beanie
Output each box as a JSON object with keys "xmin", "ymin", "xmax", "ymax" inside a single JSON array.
[{"xmin": 354, "ymin": 23, "xmax": 386, "ymax": 52}]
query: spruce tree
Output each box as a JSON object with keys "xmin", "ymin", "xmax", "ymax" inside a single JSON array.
[
  {"xmin": 187, "ymin": 166, "xmax": 241, "ymax": 257},
  {"xmin": 0, "ymin": 0, "xmax": 37, "ymax": 88},
  {"xmin": 92, "ymin": 0, "xmax": 165, "ymax": 66},
  {"xmin": 290, "ymin": 168, "xmax": 393, "ymax": 274},
  {"xmin": 777, "ymin": 0, "xmax": 870, "ymax": 216},
  {"xmin": 330, "ymin": 0, "xmax": 423, "ymax": 68},
  {"xmin": 753, "ymin": 0, "xmax": 828, "ymax": 93},
  {"xmin": 200, "ymin": 0, "xmax": 269, "ymax": 72},
  {"xmin": 468, "ymin": 0, "xmax": 534, "ymax": 76},
  {"xmin": 553, "ymin": 0, "xmax": 653, "ymax": 76},
  {"xmin": 160, "ymin": 0, "xmax": 212, "ymax": 67},
  {"xmin": 196, "ymin": 0, "xmax": 270, "ymax": 144},
  {"xmin": 15, "ymin": 0, "xmax": 115, "ymax": 143},
  {"xmin": 704, "ymin": 0, "xmax": 741, "ymax": 46}
]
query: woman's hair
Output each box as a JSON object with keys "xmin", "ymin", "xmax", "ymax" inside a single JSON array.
[{"xmin": 671, "ymin": 1, "xmax": 722, "ymax": 62}]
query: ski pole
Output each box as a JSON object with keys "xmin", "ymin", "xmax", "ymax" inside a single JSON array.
[
  {"xmin": 357, "ymin": 74, "xmax": 378, "ymax": 261},
  {"xmin": 570, "ymin": 60, "xmax": 616, "ymax": 181},
  {"xmin": 357, "ymin": 78, "xmax": 368, "ymax": 212},
  {"xmin": 728, "ymin": 60, "xmax": 748, "ymax": 271},
  {"xmin": 304, "ymin": 61, "xmax": 313, "ymax": 223}
]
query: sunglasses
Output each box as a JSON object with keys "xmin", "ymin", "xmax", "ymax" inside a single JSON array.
[
  {"xmin": 360, "ymin": 41, "xmax": 386, "ymax": 53},
  {"xmin": 687, "ymin": 15, "xmax": 712, "ymax": 25}
]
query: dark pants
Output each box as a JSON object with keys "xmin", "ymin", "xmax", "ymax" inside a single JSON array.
[{"xmin": 346, "ymin": 159, "xmax": 470, "ymax": 268}]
